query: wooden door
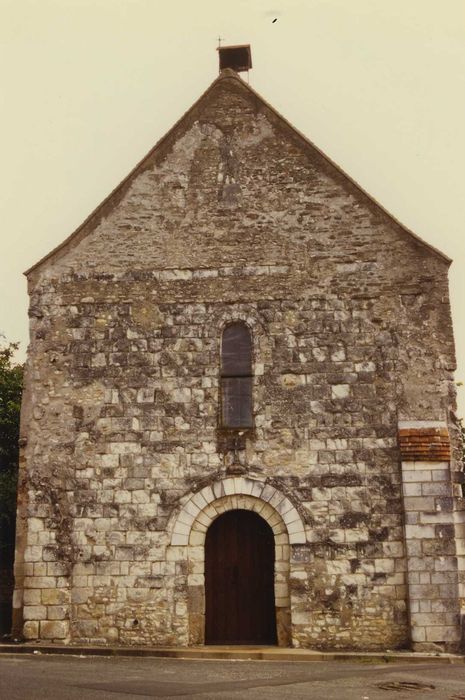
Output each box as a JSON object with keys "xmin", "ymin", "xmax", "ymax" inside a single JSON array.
[{"xmin": 205, "ymin": 509, "xmax": 277, "ymax": 644}]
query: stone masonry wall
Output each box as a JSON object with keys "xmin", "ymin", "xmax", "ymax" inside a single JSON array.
[
  {"xmin": 13, "ymin": 72, "xmax": 462, "ymax": 650},
  {"xmin": 398, "ymin": 422, "xmax": 465, "ymax": 651}
]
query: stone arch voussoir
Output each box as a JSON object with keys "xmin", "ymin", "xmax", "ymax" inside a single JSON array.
[{"xmin": 170, "ymin": 477, "xmax": 306, "ymax": 547}]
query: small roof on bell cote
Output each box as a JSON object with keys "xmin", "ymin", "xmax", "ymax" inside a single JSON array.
[{"xmin": 217, "ymin": 44, "xmax": 252, "ymax": 73}]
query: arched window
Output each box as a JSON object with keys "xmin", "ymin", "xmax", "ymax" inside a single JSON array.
[{"xmin": 220, "ymin": 322, "xmax": 253, "ymax": 428}]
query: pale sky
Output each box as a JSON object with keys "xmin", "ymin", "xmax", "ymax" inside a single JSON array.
[{"xmin": 1, "ymin": 0, "xmax": 464, "ymax": 415}]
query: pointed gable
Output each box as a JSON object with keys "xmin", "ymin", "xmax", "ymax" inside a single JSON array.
[{"xmin": 26, "ymin": 68, "xmax": 450, "ymax": 287}]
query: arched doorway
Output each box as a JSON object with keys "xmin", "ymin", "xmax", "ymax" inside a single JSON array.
[{"xmin": 205, "ymin": 509, "xmax": 277, "ymax": 644}]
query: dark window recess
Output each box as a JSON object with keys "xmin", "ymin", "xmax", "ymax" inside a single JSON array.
[
  {"xmin": 217, "ymin": 45, "xmax": 252, "ymax": 73},
  {"xmin": 220, "ymin": 323, "xmax": 253, "ymax": 428},
  {"xmin": 221, "ymin": 377, "xmax": 253, "ymax": 428},
  {"xmin": 221, "ymin": 323, "xmax": 252, "ymax": 377}
]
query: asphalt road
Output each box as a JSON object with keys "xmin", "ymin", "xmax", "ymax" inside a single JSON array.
[{"xmin": 0, "ymin": 654, "xmax": 464, "ymax": 700}]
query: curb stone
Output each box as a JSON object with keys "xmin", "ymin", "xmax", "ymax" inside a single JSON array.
[{"xmin": 0, "ymin": 644, "xmax": 463, "ymax": 664}]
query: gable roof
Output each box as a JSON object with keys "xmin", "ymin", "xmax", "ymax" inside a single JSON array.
[{"xmin": 25, "ymin": 68, "xmax": 451, "ymax": 279}]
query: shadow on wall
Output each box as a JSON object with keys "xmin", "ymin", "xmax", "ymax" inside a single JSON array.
[{"xmin": 0, "ymin": 556, "xmax": 14, "ymax": 635}]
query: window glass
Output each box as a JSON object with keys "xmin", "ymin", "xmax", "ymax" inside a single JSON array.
[
  {"xmin": 221, "ymin": 323, "xmax": 252, "ymax": 377},
  {"xmin": 220, "ymin": 323, "xmax": 253, "ymax": 428}
]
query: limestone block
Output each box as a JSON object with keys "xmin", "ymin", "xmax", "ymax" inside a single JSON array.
[
  {"xmin": 281, "ymin": 374, "xmax": 306, "ymax": 388},
  {"xmin": 132, "ymin": 491, "xmax": 150, "ymax": 504},
  {"xmin": 259, "ymin": 502, "xmax": 274, "ymax": 520},
  {"xmin": 137, "ymin": 388, "xmax": 155, "ymax": 403},
  {"xmin": 382, "ymin": 541, "xmax": 405, "ymax": 558},
  {"xmin": 267, "ymin": 511, "xmax": 283, "ymax": 529},
  {"xmin": 229, "ymin": 495, "xmax": 240, "ymax": 510},
  {"xmin": 193, "ymin": 511, "xmax": 211, "ymax": 529},
  {"xmin": 404, "ymin": 461, "xmax": 450, "ymax": 472},
  {"xmin": 275, "ymin": 544, "xmax": 290, "ymax": 561},
  {"xmin": 172, "ymin": 388, "xmax": 191, "ymax": 403},
  {"xmin": 24, "ymin": 545, "xmax": 43, "ymax": 562},
  {"xmin": 28, "ymin": 518, "xmax": 45, "ymax": 533},
  {"xmin": 212, "ymin": 481, "xmax": 225, "ymax": 499},
  {"xmin": 282, "ymin": 507, "xmax": 301, "ymax": 527},
  {"xmin": 137, "ymin": 503, "xmax": 159, "ymax": 518},
  {"xmin": 166, "ymin": 546, "xmax": 187, "ymax": 561},
  {"xmin": 231, "ymin": 477, "xmax": 246, "ymax": 494},
  {"xmin": 34, "ymin": 563, "xmax": 47, "ymax": 576},
  {"xmin": 23, "ymin": 589, "xmax": 41, "ymax": 605},
  {"xmin": 47, "ymin": 606, "xmax": 68, "ymax": 620},
  {"xmin": 431, "ymin": 469, "xmax": 450, "ymax": 482},
  {"xmin": 402, "ymin": 470, "xmax": 432, "ymax": 483},
  {"xmin": 269, "ymin": 492, "xmax": 286, "ymax": 511},
  {"xmin": 24, "ymin": 576, "xmax": 57, "ymax": 589},
  {"xmin": 200, "ymin": 486, "xmax": 215, "ymax": 505},
  {"xmin": 109, "ymin": 442, "xmax": 141, "ymax": 455},
  {"xmin": 47, "ymin": 562, "xmax": 68, "ymax": 576},
  {"xmin": 411, "ymin": 627, "xmax": 426, "ymax": 642},
  {"xmin": 250, "ymin": 481, "xmax": 265, "ymax": 499},
  {"xmin": 344, "ymin": 527, "xmax": 369, "ymax": 543},
  {"xmin": 127, "ymin": 588, "xmax": 151, "ymax": 603},
  {"xmin": 422, "ymin": 482, "xmax": 452, "ymax": 497},
  {"xmin": 223, "ymin": 479, "xmax": 236, "ymax": 496},
  {"xmin": 40, "ymin": 620, "xmax": 69, "ymax": 639},
  {"xmin": 331, "ymin": 384, "xmax": 350, "ymax": 399},
  {"xmin": 188, "ymin": 530, "xmax": 205, "ymax": 546},
  {"xmin": 404, "ymin": 524, "xmax": 436, "ymax": 540},
  {"xmin": 189, "ymin": 546, "xmax": 204, "ymax": 562},
  {"xmin": 184, "ymin": 499, "xmax": 201, "ymax": 518},
  {"xmin": 288, "ymin": 529, "xmax": 306, "ymax": 544},
  {"xmin": 326, "ymin": 561, "xmax": 350, "ymax": 575},
  {"xmin": 191, "ymin": 453, "xmax": 207, "ymax": 465},
  {"xmin": 426, "ymin": 626, "xmax": 461, "ymax": 642},
  {"xmin": 113, "ymin": 490, "xmax": 131, "ymax": 505},
  {"xmin": 201, "ymin": 504, "xmax": 218, "ymax": 521},
  {"xmin": 271, "ymin": 521, "xmax": 286, "ymax": 536},
  {"xmin": 402, "ymin": 483, "xmax": 422, "ymax": 497},
  {"xmin": 23, "ymin": 621, "xmax": 39, "ymax": 640},
  {"xmin": 261, "ymin": 484, "xmax": 277, "ymax": 503},
  {"xmin": 375, "ymin": 559, "xmax": 395, "ymax": 574},
  {"xmin": 191, "ymin": 491, "xmax": 209, "ymax": 509},
  {"xmin": 42, "ymin": 589, "xmax": 70, "ymax": 605},
  {"xmin": 403, "ymin": 497, "xmax": 436, "ymax": 512},
  {"xmin": 420, "ymin": 511, "xmax": 455, "ymax": 525},
  {"xmin": 408, "ymin": 584, "xmax": 441, "ymax": 599},
  {"xmin": 431, "ymin": 599, "xmax": 461, "ymax": 612},
  {"xmin": 23, "ymin": 605, "xmax": 47, "ymax": 620},
  {"xmin": 91, "ymin": 353, "xmax": 106, "ymax": 367},
  {"xmin": 274, "ymin": 583, "xmax": 289, "ymax": 599}
]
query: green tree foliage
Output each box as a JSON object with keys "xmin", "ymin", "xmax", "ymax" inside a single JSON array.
[{"xmin": 0, "ymin": 341, "xmax": 23, "ymax": 562}]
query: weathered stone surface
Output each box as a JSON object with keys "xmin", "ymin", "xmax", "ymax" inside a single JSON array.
[{"xmin": 12, "ymin": 69, "xmax": 464, "ymax": 651}]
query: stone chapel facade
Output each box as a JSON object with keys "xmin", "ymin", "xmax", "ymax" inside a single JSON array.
[{"xmin": 12, "ymin": 56, "xmax": 465, "ymax": 651}]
